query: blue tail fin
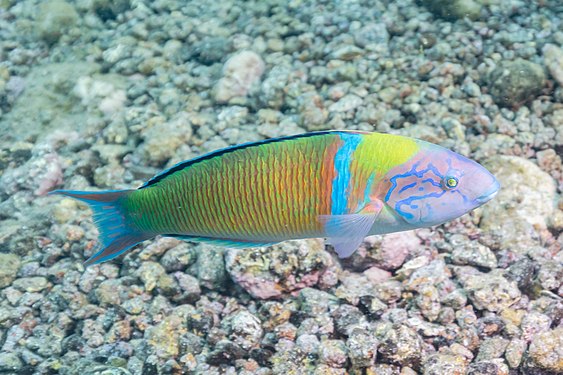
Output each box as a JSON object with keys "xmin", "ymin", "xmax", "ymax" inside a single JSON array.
[{"xmin": 49, "ymin": 189, "xmax": 150, "ymax": 266}]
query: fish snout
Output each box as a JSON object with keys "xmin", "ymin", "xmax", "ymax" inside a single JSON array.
[{"xmin": 474, "ymin": 179, "xmax": 501, "ymax": 204}]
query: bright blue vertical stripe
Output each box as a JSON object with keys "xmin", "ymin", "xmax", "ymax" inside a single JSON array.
[{"xmin": 331, "ymin": 133, "xmax": 362, "ymax": 215}]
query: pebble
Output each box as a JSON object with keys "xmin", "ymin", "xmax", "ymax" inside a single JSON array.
[
  {"xmin": 543, "ymin": 44, "xmax": 563, "ymax": 86},
  {"xmin": 527, "ymin": 327, "xmax": 563, "ymax": 372},
  {"xmin": 226, "ymin": 240, "xmax": 335, "ymax": 299},
  {"xmin": 138, "ymin": 111, "xmax": 193, "ymax": 165},
  {"xmin": 487, "ymin": 59, "xmax": 546, "ymax": 107},
  {"xmin": 330, "ymin": 45, "xmax": 364, "ymax": 61},
  {"xmin": 0, "ymin": 253, "xmax": 20, "ymax": 288},
  {"xmin": 520, "ymin": 311, "xmax": 552, "ymax": 341},
  {"xmin": 319, "ymin": 339, "xmax": 348, "ymax": 368},
  {"xmin": 481, "ymin": 156, "xmax": 557, "ymax": 253},
  {"xmin": 421, "ymin": 0, "xmax": 482, "ymax": 21},
  {"xmin": 226, "ymin": 310, "xmax": 263, "ymax": 351},
  {"xmin": 361, "ymin": 231, "xmax": 422, "ymax": 271},
  {"xmin": 462, "ymin": 273, "xmax": 521, "ymax": 312},
  {"xmin": 332, "ymin": 304, "xmax": 366, "ymax": 336},
  {"xmin": 0, "ymin": 351, "xmax": 23, "ymax": 372},
  {"xmin": 476, "ymin": 337, "xmax": 509, "ymax": 361},
  {"xmin": 346, "ymin": 328, "xmax": 378, "ymax": 368},
  {"xmin": 467, "ymin": 360, "xmax": 509, "ymax": 375},
  {"xmin": 94, "ymin": 279, "xmax": 123, "ymax": 306},
  {"xmin": 214, "ymin": 51, "xmax": 265, "ymax": 103},
  {"xmin": 194, "ymin": 244, "xmax": 228, "ymax": 290},
  {"xmin": 145, "ymin": 316, "xmax": 183, "ymax": 358},
  {"xmin": 451, "ymin": 242, "xmax": 498, "ymax": 269},
  {"xmin": 11, "ymin": 277, "xmax": 49, "ymax": 293},
  {"xmin": 174, "ymin": 272, "xmax": 201, "ymax": 303},
  {"xmin": 378, "ymin": 324, "xmax": 423, "ymax": 368},
  {"xmin": 296, "ymin": 334, "xmax": 320, "ymax": 354},
  {"xmin": 415, "ymin": 285, "xmax": 441, "ymax": 321},
  {"xmin": 422, "ymin": 352, "xmax": 468, "ymax": 375},
  {"xmin": 328, "ymin": 94, "xmax": 363, "ymax": 112},
  {"xmin": 36, "ymin": 0, "xmax": 78, "ymax": 44},
  {"xmin": 504, "ymin": 338, "xmax": 526, "ymax": 369},
  {"xmin": 136, "ymin": 261, "xmax": 166, "ymax": 293}
]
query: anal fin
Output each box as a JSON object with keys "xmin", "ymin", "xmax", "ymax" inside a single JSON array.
[{"xmin": 166, "ymin": 235, "xmax": 278, "ymax": 249}]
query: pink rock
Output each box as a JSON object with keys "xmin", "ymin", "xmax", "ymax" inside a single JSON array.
[
  {"xmin": 214, "ymin": 51, "xmax": 265, "ymax": 103},
  {"xmin": 363, "ymin": 266, "xmax": 392, "ymax": 284},
  {"xmin": 225, "ymin": 239, "xmax": 336, "ymax": 299},
  {"xmin": 364, "ymin": 231, "xmax": 422, "ymax": 270},
  {"xmin": 34, "ymin": 153, "xmax": 63, "ymax": 196}
]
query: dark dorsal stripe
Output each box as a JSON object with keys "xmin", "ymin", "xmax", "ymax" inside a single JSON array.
[{"xmin": 139, "ymin": 130, "xmax": 346, "ymax": 189}]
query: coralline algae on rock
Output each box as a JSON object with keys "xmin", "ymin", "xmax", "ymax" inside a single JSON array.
[
  {"xmin": 214, "ymin": 51, "xmax": 265, "ymax": 103},
  {"xmin": 481, "ymin": 156, "xmax": 557, "ymax": 253},
  {"xmin": 225, "ymin": 239, "xmax": 337, "ymax": 299}
]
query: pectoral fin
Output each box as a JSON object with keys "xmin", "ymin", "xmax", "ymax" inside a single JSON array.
[{"xmin": 318, "ymin": 213, "xmax": 378, "ymax": 258}]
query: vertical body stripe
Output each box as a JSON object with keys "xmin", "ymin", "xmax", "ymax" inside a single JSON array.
[{"xmin": 331, "ymin": 133, "xmax": 362, "ymax": 215}]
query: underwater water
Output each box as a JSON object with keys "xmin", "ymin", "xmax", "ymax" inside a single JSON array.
[{"xmin": 0, "ymin": 0, "xmax": 562, "ymax": 374}]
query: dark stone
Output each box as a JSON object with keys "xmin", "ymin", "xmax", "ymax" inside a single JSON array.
[
  {"xmin": 476, "ymin": 315, "xmax": 505, "ymax": 338},
  {"xmin": 505, "ymin": 257, "xmax": 537, "ymax": 291},
  {"xmin": 92, "ymin": 0, "xmax": 130, "ymax": 22},
  {"xmin": 487, "ymin": 59, "xmax": 546, "ymax": 107},
  {"xmin": 250, "ymin": 348, "xmax": 274, "ymax": 367},
  {"xmin": 332, "ymin": 304, "xmax": 365, "ymax": 336},
  {"xmin": 206, "ymin": 340, "xmax": 245, "ymax": 366},
  {"xmin": 191, "ymin": 37, "xmax": 232, "ymax": 65},
  {"xmin": 359, "ymin": 296, "xmax": 387, "ymax": 320},
  {"xmin": 186, "ymin": 309, "xmax": 215, "ymax": 336},
  {"xmin": 467, "ymin": 361, "xmax": 501, "ymax": 375}
]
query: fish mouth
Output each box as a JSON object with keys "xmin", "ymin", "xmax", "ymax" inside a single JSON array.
[{"xmin": 474, "ymin": 180, "xmax": 501, "ymax": 204}]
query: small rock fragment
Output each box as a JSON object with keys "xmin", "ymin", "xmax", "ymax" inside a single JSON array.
[
  {"xmin": 487, "ymin": 59, "xmax": 546, "ymax": 107},
  {"xmin": 226, "ymin": 239, "xmax": 335, "ymax": 298},
  {"xmin": 226, "ymin": 310, "xmax": 263, "ymax": 351},
  {"xmin": 12, "ymin": 276, "xmax": 49, "ymax": 292},
  {"xmin": 215, "ymin": 51, "xmax": 265, "ymax": 103},
  {"xmin": 452, "ymin": 242, "xmax": 497, "ymax": 269},
  {"xmin": 36, "ymin": 0, "xmax": 78, "ymax": 43},
  {"xmin": 319, "ymin": 339, "xmax": 348, "ymax": 368},
  {"xmin": 544, "ymin": 44, "xmax": 563, "ymax": 86},
  {"xmin": 421, "ymin": 0, "xmax": 482, "ymax": 20},
  {"xmin": 481, "ymin": 156, "xmax": 556, "ymax": 253},
  {"xmin": 527, "ymin": 327, "xmax": 563, "ymax": 372},
  {"xmin": 504, "ymin": 339, "xmax": 526, "ymax": 369},
  {"xmin": 0, "ymin": 254, "xmax": 21, "ymax": 288},
  {"xmin": 462, "ymin": 273, "xmax": 521, "ymax": 312},
  {"xmin": 378, "ymin": 324, "xmax": 423, "ymax": 368},
  {"xmin": 423, "ymin": 352, "xmax": 468, "ymax": 375},
  {"xmin": 346, "ymin": 328, "xmax": 378, "ymax": 368}
]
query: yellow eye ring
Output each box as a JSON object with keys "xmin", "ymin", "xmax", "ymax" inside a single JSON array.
[{"xmin": 445, "ymin": 177, "xmax": 458, "ymax": 189}]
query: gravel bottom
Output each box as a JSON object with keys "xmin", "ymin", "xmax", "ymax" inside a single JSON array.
[{"xmin": 0, "ymin": 0, "xmax": 562, "ymax": 374}]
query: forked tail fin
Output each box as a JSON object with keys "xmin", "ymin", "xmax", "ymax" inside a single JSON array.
[{"xmin": 49, "ymin": 189, "xmax": 151, "ymax": 266}]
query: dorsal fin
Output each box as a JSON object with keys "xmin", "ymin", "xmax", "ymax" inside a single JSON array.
[{"xmin": 139, "ymin": 130, "xmax": 368, "ymax": 189}]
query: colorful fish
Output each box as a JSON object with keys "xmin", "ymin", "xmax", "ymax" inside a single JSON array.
[{"xmin": 50, "ymin": 131, "xmax": 500, "ymax": 266}]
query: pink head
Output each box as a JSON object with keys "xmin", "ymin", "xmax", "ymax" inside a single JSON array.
[{"xmin": 381, "ymin": 140, "xmax": 500, "ymax": 229}]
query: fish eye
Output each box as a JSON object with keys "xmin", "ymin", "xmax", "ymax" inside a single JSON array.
[{"xmin": 444, "ymin": 176, "xmax": 459, "ymax": 189}]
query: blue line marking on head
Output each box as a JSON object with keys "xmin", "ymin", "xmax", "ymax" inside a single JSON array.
[
  {"xmin": 398, "ymin": 182, "xmax": 417, "ymax": 194},
  {"xmin": 395, "ymin": 191, "xmax": 446, "ymax": 220}
]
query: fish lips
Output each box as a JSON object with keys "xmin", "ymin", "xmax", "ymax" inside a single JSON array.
[{"xmin": 474, "ymin": 179, "xmax": 501, "ymax": 205}]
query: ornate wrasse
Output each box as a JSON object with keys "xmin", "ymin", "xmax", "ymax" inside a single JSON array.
[{"xmin": 50, "ymin": 130, "xmax": 500, "ymax": 265}]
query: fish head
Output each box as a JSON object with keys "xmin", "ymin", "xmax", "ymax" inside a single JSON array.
[{"xmin": 380, "ymin": 141, "xmax": 500, "ymax": 228}]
